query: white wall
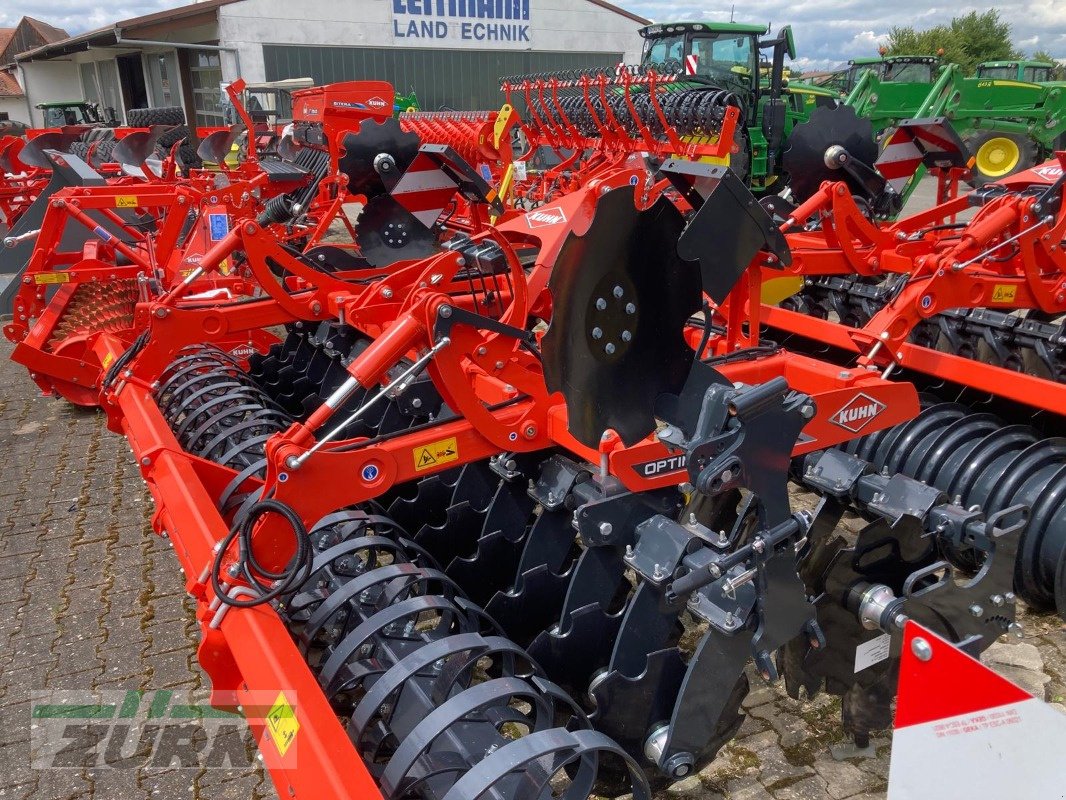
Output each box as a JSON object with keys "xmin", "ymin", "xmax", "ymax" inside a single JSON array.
[
  {"xmin": 17, "ymin": 61, "xmax": 84, "ymax": 127},
  {"xmin": 0, "ymin": 96, "xmax": 30, "ymax": 124},
  {"xmin": 220, "ymin": 0, "xmax": 645, "ymax": 83}
]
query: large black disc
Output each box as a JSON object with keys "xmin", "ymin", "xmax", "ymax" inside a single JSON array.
[
  {"xmin": 783, "ymin": 105, "xmax": 877, "ymax": 202},
  {"xmin": 338, "ymin": 117, "xmax": 420, "ymax": 198},
  {"xmin": 354, "ymin": 194, "xmax": 437, "ymax": 267},
  {"xmin": 542, "ymin": 187, "xmax": 702, "ymax": 448}
]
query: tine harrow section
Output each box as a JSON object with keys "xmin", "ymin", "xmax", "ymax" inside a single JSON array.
[{"xmin": 751, "ymin": 141, "xmax": 1066, "ymax": 615}]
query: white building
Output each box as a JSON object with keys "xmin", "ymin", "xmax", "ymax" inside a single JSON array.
[{"xmin": 15, "ymin": 0, "xmax": 647, "ymax": 127}]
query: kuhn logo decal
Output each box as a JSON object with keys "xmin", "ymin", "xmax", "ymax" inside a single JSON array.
[
  {"xmin": 526, "ymin": 207, "xmax": 567, "ymax": 228},
  {"xmin": 367, "ymin": 96, "xmax": 387, "ymax": 109},
  {"xmin": 830, "ymin": 393, "xmax": 886, "ymax": 433},
  {"xmin": 632, "ymin": 454, "xmax": 687, "ymax": 478},
  {"xmin": 1034, "ymin": 165, "xmax": 1063, "ymax": 180},
  {"xmin": 230, "ymin": 344, "xmax": 256, "ymax": 360}
]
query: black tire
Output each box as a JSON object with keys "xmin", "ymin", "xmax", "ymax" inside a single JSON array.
[
  {"xmin": 92, "ymin": 140, "xmax": 117, "ymax": 166},
  {"xmin": 157, "ymin": 125, "xmax": 191, "ymax": 149},
  {"xmin": 176, "ymin": 142, "xmax": 202, "ymax": 171},
  {"xmin": 68, "ymin": 141, "xmax": 91, "ymax": 159},
  {"xmin": 966, "ymin": 131, "xmax": 1036, "ymax": 186},
  {"xmin": 126, "ymin": 106, "xmax": 185, "ymax": 128},
  {"xmin": 81, "ymin": 127, "xmax": 116, "ymax": 143}
]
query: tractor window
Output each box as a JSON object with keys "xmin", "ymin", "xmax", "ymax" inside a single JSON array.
[
  {"xmin": 1024, "ymin": 67, "xmax": 1051, "ymax": 82},
  {"xmin": 846, "ymin": 64, "xmax": 878, "ymax": 91},
  {"xmin": 883, "ymin": 62, "xmax": 933, "ymax": 82},
  {"xmin": 977, "ymin": 66, "xmax": 1015, "ymax": 80},
  {"xmin": 643, "ymin": 35, "xmax": 686, "ymax": 68},
  {"xmin": 689, "ymin": 34, "xmax": 756, "ymax": 83}
]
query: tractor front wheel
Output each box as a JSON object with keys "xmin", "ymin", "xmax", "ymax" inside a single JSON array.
[{"xmin": 967, "ymin": 131, "xmax": 1035, "ymax": 185}]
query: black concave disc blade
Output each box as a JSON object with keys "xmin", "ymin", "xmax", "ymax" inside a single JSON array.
[
  {"xmin": 783, "ymin": 105, "xmax": 877, "ymax": 202},
  {"xmin": 542, "ymin": 187, "xmax": 701, "ymax": 448},
  {"xmin": 355, "ymin": 194, "xmax": 437, "ymax": 267},
  {"xmin": 338, "ymin": 118, "xmax": 421, "ymax": 198}
]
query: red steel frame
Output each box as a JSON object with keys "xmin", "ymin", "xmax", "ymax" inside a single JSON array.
[
  {"xmin": 757, "ymin": 153, "xmax": 1066, "ymax": 414},
  {"xmin": 83, "ymin": 162, "xmax": 922, "ymax": 799}
]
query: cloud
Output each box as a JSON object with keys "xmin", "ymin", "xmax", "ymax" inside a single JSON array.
[
  {"xmin": 0, "ymin": 0, "xmax": 1062, "ymax": 71},
  {"xmin": 0, "ymin": 1, "xmax": 180, "ymax": 35},
  {"xmin": 623, "ymin": 0, "xmax": 1066, "ymax": 70}
]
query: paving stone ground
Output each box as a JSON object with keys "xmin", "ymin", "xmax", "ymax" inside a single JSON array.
[{"xmin": 0, "ymin": 176, "xmax": 1063, "ymax": 799}]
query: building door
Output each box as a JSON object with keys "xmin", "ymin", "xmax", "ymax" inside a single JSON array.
[
  {"xmin": 116, "ymin": 52, "xmax": 148, "ymax": 115},
  {"xmin": 79, "ymin": 63, "xmax": 100, "ymax": 104},
  {"xmin": 146, "ymin": 51, "xmax": 180, "ymax": 109},
  {"xmin": 95, "ymin": 60, "xmax": 124, "ymax": 123},
  {"xmin": 188, "ymin": 50, "xmax": 224, "ymax": 127}
]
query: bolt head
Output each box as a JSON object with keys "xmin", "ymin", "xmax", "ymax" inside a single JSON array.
[{"xmin": 911, "ymin": 637, "xmax": 933, "ymax": 661}]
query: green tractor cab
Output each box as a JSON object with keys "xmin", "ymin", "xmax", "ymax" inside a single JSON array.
[
  {"xmin": 843, "ymin": 55, "xmax": 940, "ymax": 93},
  {"xmin": 976, "ymin": 60, "xmax": 1056, "ymax": 83},
  {"xmin": 638, "ymin": 21, "xmax": 837, "ymax": 193},
  {"xmin": 34, "ymin": 100, "xmax": 118, "ymax": 128}
]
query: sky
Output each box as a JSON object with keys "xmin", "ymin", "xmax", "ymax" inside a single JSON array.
[{"xmin": 1, "ymin": 0, "xmax": 1063, "ymax": 72}]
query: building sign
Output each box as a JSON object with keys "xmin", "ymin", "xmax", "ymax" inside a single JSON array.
[{"xmin": 392, "ymin": 0, "xmax": 531, "ymax": 44}]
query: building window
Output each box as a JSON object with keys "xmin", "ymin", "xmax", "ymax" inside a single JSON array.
[{"xmin": 190, "ymin": 49, "xmax": 224, "ymax": 127}]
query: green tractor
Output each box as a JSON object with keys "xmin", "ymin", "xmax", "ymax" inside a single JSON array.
[
  {"xmin": 845, "ymin": 56, "xmax": 1066, "ymax": 184},
  {"xmin": 35, "ymin": 100, "xmax": 119, "ymax": 128},
  {"xmin": 844, "ymin": 56, "xmax": 941, "ymax": 126},
  {"xmin": 975, "ymin": 60, "xmax": 1058, "ymax": 83},
  {"xmin": 638, "ymin": 21, "xmax": 838, "ymax": 194}
]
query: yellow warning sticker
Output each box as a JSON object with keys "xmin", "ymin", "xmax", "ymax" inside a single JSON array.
[
  {"xmin": 265, "ymin": 692, "xmax": 299, "ymax": 757},
  {"xmin": 413, "ymin": 436, "xmax": 459, "ymax": 472},
  {"xmin": 991, "ymin": 284, "xmax": 1018, "ymax": 303},
  {"xmin": 33, "ymin": 272, "xmax": 70, "ymax": 284},
  {"xmin": 102, "ymin": 352, "xmax": 114, "ymax": 370},
  {"xmin": 115, "ymin": 195, "xmax": 139, "ymax": 208}
]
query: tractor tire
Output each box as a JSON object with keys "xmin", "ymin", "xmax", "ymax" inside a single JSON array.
[
  {"xmin": 176, "ymin": 142, "xmax": 202, "ymax": 171},
  {"xmin": 156, "ymin": 125, "xmax": 191, "ymax": 149},
  {"xmin": 68, "ymin": 141, "xmax": 91, "ymax": 160},
  {"xmin": 966, "ymin": 131, "xmax": 1035, "ymax": 185},
  {"xmin": 92, "ymin": 140, "xmax": 117, "ymax": 166},
  {"xmin": 126, "ymin": 106, "xmax": 185, "ymax": 128}
]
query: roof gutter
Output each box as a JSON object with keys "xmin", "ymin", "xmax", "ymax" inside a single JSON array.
[{"xmin": 113, "ymin": 33, "xmax": 241, "ymax": 77}]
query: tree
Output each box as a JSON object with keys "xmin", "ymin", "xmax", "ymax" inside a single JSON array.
[{"xmin": 884, "ymin": 10, "xmax": 1020, "ymax": 75}]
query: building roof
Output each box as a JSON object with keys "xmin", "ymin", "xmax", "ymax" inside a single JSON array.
[
  {"xmin": 586, "ymin": 0, "xmax": 650, "ymax": 26},
  {"xmin": 18, "ymin": 0, "xmax": 648, "ymax": 61},
  {"xmin": 24, "ymin": 17, "xmax": 69, "ymax": 44},
  {"xmin": 0, "ymin": 29, "xmax": 15, "ymax": 57},
  {"xmin": 16, "ymin": 0, "xmax": 241, "ymax": 61},
  {"xmin": 0, "ymin": 69, "xmax": 22, "ymax": 97}
]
